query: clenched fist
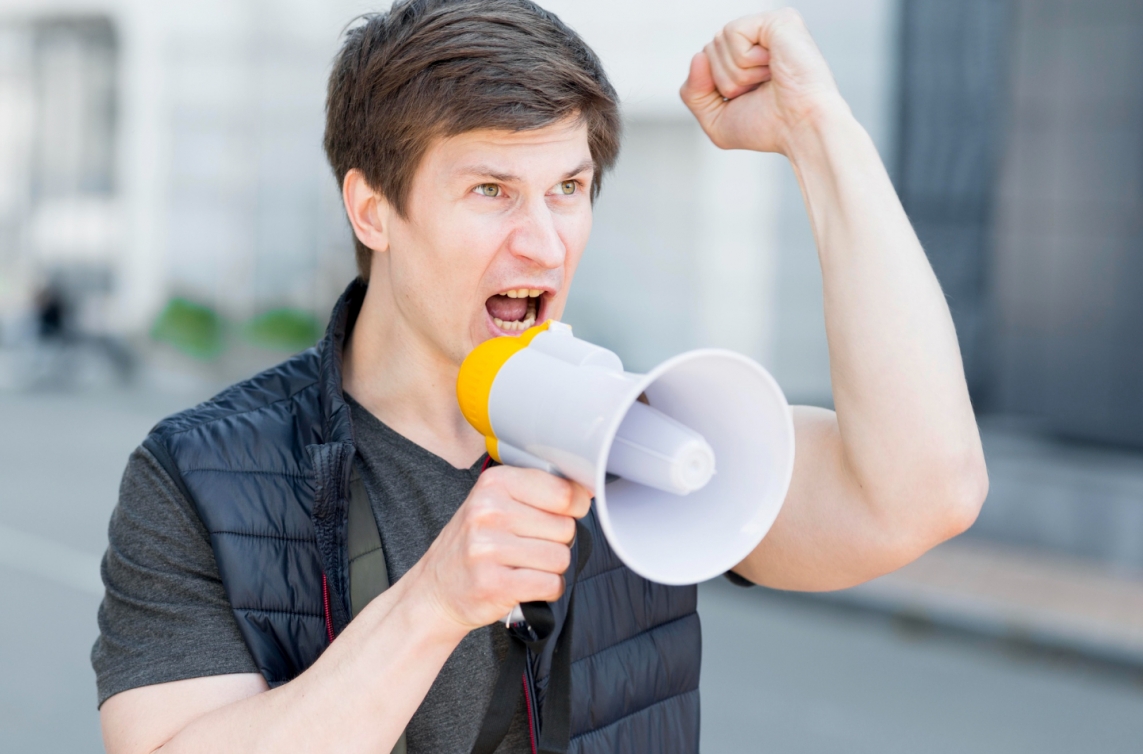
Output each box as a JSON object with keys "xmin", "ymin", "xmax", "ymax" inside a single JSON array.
[
  {"xmin": 409, "ymin": 465, "xmax": 592, "ymax": 631},
  {"xmin": 680, "ymin": 9, "xmax": 847, "ymax": 155}
]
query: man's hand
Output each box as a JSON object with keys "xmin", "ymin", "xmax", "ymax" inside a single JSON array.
[
  {"xmin": 410, "ymin": 465, "xmax": 592, "ymax": 631},
  {"xmin": 680, "ymin": 9, "xmax": 844, "ymax": 154}
]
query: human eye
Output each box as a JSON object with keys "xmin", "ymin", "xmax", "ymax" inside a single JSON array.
[
  {"xmin": 558, "ymin": 180, "xmax": 578, "ymax": 195},
  {"xmin": 474, "ymin": 183, "xmax": 501, "ymax": 197}
]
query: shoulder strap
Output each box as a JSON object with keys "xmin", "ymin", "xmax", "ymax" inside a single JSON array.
[
  {"xmin": 346, "ymin": 468, "xmax": 407, "ymax": 754},
  {"xmin": 348, "ymin": 469, "xmax": 390, "ymax": 618}
]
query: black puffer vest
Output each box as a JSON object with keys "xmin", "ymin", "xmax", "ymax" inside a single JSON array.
[{"xmin": 142, "ymin": 280, "xmax": 701, "ymax": 752}]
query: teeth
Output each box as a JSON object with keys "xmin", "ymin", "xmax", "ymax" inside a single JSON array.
[
  {"xmin": 491, "ymin": 291, "xmax": 542, "ymax": 334},
  {"xmin": 491, "ymin": 315, "xmax": 536, "ymax": 333}
]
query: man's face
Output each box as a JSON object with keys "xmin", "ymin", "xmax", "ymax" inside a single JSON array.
[{"xmin": 377, "ymin": 119, "xmax": 594, "ymax": 364}]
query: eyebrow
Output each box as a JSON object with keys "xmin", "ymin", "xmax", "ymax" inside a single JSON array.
[{"xmin": 456, "ymin": 159, "xmax": 595, "ymax": 183}]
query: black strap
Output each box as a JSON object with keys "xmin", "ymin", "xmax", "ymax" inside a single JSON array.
[
  {"xmin": 469, "ymin": 636, "xmax": 529, "ymax": 754},
  {"xmin": 470, "ymin": 521, "xmax": 593, "ymax": 754}
]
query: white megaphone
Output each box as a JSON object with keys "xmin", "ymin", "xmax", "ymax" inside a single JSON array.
[{"xmin": 457, "ymin": 320, "xmax": 795, "ymax": 588}]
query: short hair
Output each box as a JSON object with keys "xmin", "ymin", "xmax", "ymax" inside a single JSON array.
[{"xmin": 324, "ymin": 0, "xmax": 622, "ymax": 279}]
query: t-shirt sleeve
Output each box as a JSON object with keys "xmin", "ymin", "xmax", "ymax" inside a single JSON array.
[{"xmin": 91, "ymin": 445, "xmax": 259, "ymax": 708}]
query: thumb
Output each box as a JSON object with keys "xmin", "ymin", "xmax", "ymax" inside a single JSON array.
[{"xmin": 679, "ymin": 51, "xmax": 723, "ymax": 128}]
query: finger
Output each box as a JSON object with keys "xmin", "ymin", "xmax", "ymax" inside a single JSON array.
[
  {"xmin": 492, "ymin": 466, "xmax": 587, "ymax": 517},
  {"xmin": 566, "ymin": 481, "xmax": 592, "ymax": 519},
  {"xmin": 725, "ymin": 17, "xmax": 771, "ymax": 67},
  {"xmin": 711, "ymin": 35, "xmax": 770, "ymax": 98},
  {"xmin": 488, "ymin": 466, "xmax": 572, "ymax": 514},
  {"xmin": 504, "ymin": 568, "xmax": 565, "ymax": 605},
  {"xmin": 733, "ymin": 42, "xmax": 770, "ymax": 68},
  {"xmin": 492, "ymin": 534, "xmax": 572, "ymax": 574},
  {"xmin": 705, "ymin": 40, "xmax": 739, "ymax": 99},
  {"xmin": 505, "ymin": 501, "xmax": 577, "ymax": 544},
  {"xmin": 680, "ymin": 50, "xmax": 720, "ymax": 113}
]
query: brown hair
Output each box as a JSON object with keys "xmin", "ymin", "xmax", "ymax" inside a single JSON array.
[{"xmin": 324, "ymin": 0, "xmax": 622, "ymax": 279}]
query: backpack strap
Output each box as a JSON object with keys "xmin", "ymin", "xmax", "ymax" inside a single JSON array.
[
  {"xmin": 348, "ymin": 469, "xmax": 390, "ymax": 618},
  {"xmin": 347, "ymin": 468, "xmax": 407, "ymax": 754}
]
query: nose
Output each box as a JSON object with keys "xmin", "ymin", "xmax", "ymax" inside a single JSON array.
[{"xmin": 505, "ymin": 196, "xmax": 565, "ymax": 270}]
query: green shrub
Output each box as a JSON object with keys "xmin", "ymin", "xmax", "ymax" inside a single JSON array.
[
  {"xmin": 151, "ymin": 298, "xmax": 224, "ymax": 360},
  {"xmin": 243, "ymin": 308, "xmax": 320, "ymax": 352}
]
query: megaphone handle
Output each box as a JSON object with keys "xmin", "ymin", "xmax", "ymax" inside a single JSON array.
[
  {"xmin": 496, "ymin": 444, "xmax": 560, "ymax": 626},
  {"xmin": 495, "ymin": 441, "xmax": 563, "ymax": 478},
  {"xmin": 504, "ymin": 604, "xmax": 525, "ymax": 626}
]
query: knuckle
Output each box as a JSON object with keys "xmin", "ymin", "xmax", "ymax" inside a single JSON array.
[
  {"xmin": 480, "ymin": 467, "xmax": 508, "ymax": 492},
  {"xmin": 471, "ymin": 502, "xmax": 505, "ymax": 530},
  {"xmin": 465, "ymin": 537, "xmax": 497, "ymax": 564}
]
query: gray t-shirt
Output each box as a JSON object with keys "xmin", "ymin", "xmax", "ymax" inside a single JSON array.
[{"xmin": 92, "ymin": 397, "xmax": 529, "ymax": 754}]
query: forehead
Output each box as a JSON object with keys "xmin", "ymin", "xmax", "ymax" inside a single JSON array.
[{"xmin": 419, "ymin": 118, "xmax": 593, "ymax": 183}]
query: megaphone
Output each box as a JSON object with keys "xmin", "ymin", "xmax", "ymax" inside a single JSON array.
[{"xmin": 457, "ymin": 320, "xmax": 795, "ymax": 586}]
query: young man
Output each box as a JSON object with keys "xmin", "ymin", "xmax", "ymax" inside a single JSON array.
[{"xmin": 93, "ymin": 1, "xmax": 988, "ymax": 752}]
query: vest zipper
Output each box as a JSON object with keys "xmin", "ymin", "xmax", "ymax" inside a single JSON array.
[{"xmin": 321, "ymin": 573, "xmax": 335, "ymax": 643}]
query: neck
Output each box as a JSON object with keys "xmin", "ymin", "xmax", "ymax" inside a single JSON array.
[{"xmin": 342, "ymin": 275, "xmax": 486, "ymax": 469}]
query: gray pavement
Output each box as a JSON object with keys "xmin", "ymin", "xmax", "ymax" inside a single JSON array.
[{"xmin": 3, "ymin": 388, "xmax": 1143, "ymax": 753}]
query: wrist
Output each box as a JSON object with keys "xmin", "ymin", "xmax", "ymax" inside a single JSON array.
[
  {"xmin": 359, "ymin": 564, "xmax": 472, "ymax": 649},
  {"xmin": 780, "ymin": 92, "xmax": 861, "ymax": 164},
  {"xmin": 393, "ymin": 562, "xmax": 476, "ymax": 644}
]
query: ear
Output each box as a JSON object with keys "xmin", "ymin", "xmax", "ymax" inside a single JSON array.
[{"xmin": 343, "ymin": 169, "xmax": 391, "ymax": 255}]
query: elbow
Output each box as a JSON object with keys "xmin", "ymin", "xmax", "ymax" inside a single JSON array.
[
  {"xmin": 931, "ymin": 448, "xmax": 989, "ymax": 542},
  {"xmin": 878, "ymin": 448, "xmax": 989, "ymax": 565}
]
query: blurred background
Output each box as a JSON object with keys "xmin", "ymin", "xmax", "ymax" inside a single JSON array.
[{"xmin": 1, "ymin": 0, "xmax": 1142, "ymax": 751}]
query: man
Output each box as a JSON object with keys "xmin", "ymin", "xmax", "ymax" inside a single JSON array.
[{"xmin": 93, "ymin": 1, "xmax": 988, "ymax": 752}]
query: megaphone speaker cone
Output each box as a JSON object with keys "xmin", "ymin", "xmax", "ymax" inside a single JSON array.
[{"xmin": 594, "ymin": 351, "xmax": 794, "ymax": 586}]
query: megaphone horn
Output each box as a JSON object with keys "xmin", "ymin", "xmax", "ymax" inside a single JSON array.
[{"xmin": 457, "ymin": 321, "xmax": 795, "ymax": 587}]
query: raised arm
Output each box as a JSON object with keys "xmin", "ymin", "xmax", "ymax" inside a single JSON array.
[
  {"xmin": 680, "ymin": 9, "xmax": 988, "ymax": 591},
  {"xmin": 100, "ymin": 466, "xmax": 590, "ymax": 754}
]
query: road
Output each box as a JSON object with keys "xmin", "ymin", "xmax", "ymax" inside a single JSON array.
[{"xmin": 2, "ymin": 388, "xmax": 1142, "ymax": 753}]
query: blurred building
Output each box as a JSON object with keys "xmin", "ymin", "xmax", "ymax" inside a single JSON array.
[
  {"xmin": 896, "ymin": 0, "xmax": 1143, "ymax": 570},
  {"xmin": 0, "ymin": 0, "xmax": 369, "ymax": 354},
  {"xmin": 0, "ymin": 0, "xmax": 898, "ymax": 395},
  {"xmin": 0, "ymin": 0, "xmax": 1141, "ymax": 564}
]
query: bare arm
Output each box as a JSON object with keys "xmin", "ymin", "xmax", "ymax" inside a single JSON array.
[
  {"xmin": 681, "ymin": 9, "xmax": 988, "ymax": 591},
  {"xmin": 100, "ymin": 467, "xmax": 591, "ymax": 753}
]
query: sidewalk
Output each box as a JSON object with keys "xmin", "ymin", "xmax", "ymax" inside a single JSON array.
[{"xmin": 820, "ymin": 537, "xmax": 1143, "ymax": 668}]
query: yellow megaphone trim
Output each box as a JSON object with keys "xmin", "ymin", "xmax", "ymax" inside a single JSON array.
[{"xmin": 457, "ymin": 320, "xmax": 553, "ymax": 462}]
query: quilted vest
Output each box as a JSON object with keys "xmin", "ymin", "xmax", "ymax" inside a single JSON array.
[{"xmin": 142, "ymin": 279, "xmax": 701, "ymax": 752}]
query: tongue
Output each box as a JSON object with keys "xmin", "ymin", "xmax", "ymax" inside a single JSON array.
[{"xmin": 486, "ymin": 294, "xmax": 528, "ymax": 322}]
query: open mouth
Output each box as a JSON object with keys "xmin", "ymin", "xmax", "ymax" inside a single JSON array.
[{"xmin": 486, "ymin": 288, "xmax": 544, "ymax": 333}]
